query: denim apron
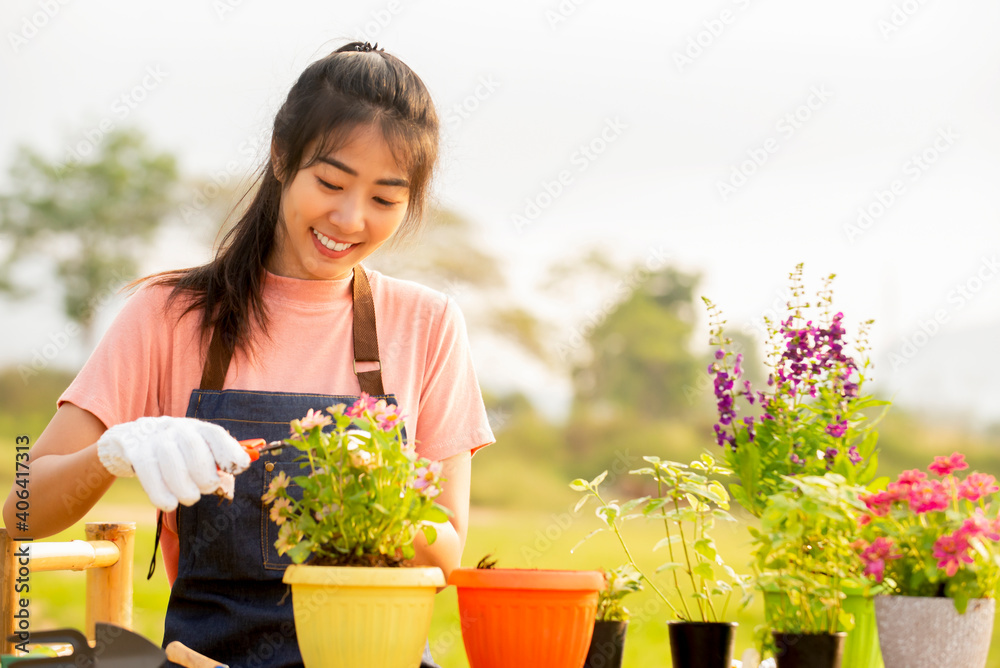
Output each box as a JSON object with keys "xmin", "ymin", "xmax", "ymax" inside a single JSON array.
[{"xmin": 156, "ymin": 266, "xmax": 440, "ymax": 668}]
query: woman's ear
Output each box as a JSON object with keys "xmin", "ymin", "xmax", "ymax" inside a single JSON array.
[{"xmin": 271, "ymin": 140, "xmax": 285, "ymax": 184}]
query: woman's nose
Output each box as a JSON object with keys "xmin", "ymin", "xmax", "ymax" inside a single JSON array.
[{"xmin": 329, "ymin": 193, "xmax": 364, "ymax": 233}]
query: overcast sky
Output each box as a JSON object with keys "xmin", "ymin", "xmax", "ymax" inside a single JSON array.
[{"xmin": 2, "ymin": 0, "xmax": 999, "ymax": 424}]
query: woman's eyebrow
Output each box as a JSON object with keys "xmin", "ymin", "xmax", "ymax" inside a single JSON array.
[{"xmin": 317, "ymin": 156, "xmax": 410, "ymax": 188}]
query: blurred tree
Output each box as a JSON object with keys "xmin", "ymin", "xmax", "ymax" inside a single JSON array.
[
  {"xmin": 570, "ymin": 266, "xmax": 703, "ymax": 420},
  {"xmin": 369, "ymin": 207, "xmax": 549, "ymax": 367},
  {"xmin": 0, "ymin": 128, "xmax": 179, "ymax": 346}
]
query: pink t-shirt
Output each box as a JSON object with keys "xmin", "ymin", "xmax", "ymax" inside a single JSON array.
[{"xmin": 59, "ymin": 265, "xmax": 495, "ymax": 583}]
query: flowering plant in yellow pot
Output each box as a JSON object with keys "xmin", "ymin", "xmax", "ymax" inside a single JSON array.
[{"xmin": 262, "ymin": 394, "xmax": 450, "ymax": 566}]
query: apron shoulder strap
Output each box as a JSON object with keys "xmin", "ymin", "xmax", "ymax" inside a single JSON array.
[{"xmin": 351, "ymin": 264, "xmax": 385, "ymax": 396}]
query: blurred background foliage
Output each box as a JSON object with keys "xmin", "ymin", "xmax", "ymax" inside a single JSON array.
[{"xmin": 3, "ymin": 126, "xmax": 1000, "ymax": 665}]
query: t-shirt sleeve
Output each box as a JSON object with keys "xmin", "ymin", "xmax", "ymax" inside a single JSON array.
[
  {"xmin": 58, "ymin": 285, "xmax": 172, "ymax": 429},
  {"xmin": 414, "ymin": 297, "xmax": 495, "ymax": 461}
]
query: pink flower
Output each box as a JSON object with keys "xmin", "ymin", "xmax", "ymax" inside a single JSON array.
[
  {"xmin": 898, "ymin": 469, "xmax": 927, "ymax": 485},
  {"xmin": 413, "ymin": 461, "xmax": 443, "ymax": 496},
  {"xmin": 269, "ymin": 497, "xmax": 291, "ymax": 526},
  {"xmin": 933, "ymin": 533, "xmax": 975, "ymax": 577},
  {"xmin": 958, "ymin": 473, "xmax": 999, "ymax": 503},
  {"xmin": 297, "ymin": 408, "xmax": 332, "ymax": 431},
  {"xmin": 371, "ymin": 401, "xmax": 406, "ymax": 432},
  {"xmin": 346, "ymin": 393, "xmax": 379, "ymax": 418},
  {"xmin": 957, "ymin": 510, "xmax": 1000, "ymax": 542},
  {"xmin": 908, "ymin": 480, "xmax": 951, "ymax": 514},
  {"xmin": 860, "ymin": 537, "xmax": 900, "ymax": 582},
  {"xmin": 928, "ymin": 452, "xmax": 968, "ymax": 477},
  {"xmin": 860, "ymin": 491, "xmax": 894, "ymax": 517},
  {"xmin": 858, "ymin": 513, "xmax": 872, "ymax": 526}
]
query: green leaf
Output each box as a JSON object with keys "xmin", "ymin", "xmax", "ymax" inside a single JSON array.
[
  {"xmin": 656, "ymin": 562, "xmax": 684, "ymax": 574},
  {"xmin": 693, "ymin": 538, "xmax": 717, "ymax": 562},
  {"xmin": 596, "ymin": 503, "xmax": 620, "ymax": 527},
  {"xmin": 652, "ymin": 535, "xmax": 682, "ymax": 551},
  {"xmin": 569, "ymin": 478, "xmax": 589, "ymax": 492},
  {"xmin": 590, "ymin": 471, "xmax": 609, "ymax": 488},
  {"xmin": 421, "ymin": 523, "xmax": 438, "ymax": 546},
  {"xmin": 693, "ymin": 562, "xmax": 714, "ymax": 579},
  {"xmin": 573, "ymin": 496, "xmax": 590, "ymax": 513},
  {"xmin": 287, "ymin": 540, "xmax": 314, "ymax": 564},
  {"xmin": 570, "ymin": 528, "xmax": 605, "ymax": 554},
  {"xmin": 620, "ymin": 496, "xmax": 651, "ymax": 514}
]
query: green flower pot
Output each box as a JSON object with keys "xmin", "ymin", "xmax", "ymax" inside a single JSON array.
[{"xmin": 764, "ymin": 588, "xmax": 883, "ymax": 668}]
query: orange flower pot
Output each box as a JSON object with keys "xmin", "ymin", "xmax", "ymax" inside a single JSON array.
[{"xmin": 448, "ymin": 568, "xmax": 603, "ymax": 668}]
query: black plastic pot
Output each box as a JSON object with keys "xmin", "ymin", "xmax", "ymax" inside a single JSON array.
[
  {"xmin": 583, "ymin": 620, "xmax": 627, "ymax": 668},
  {"xmin": 668, "ymin": 621, "xmax": 737, "ymax": 668},
  {"xmin": 772, "ymin": 631, "xmax": 847, "ymax": 668}
]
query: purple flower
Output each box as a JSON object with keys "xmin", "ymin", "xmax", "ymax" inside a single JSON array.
[
  {"xmin": 826, "ymin": 418, "xmax": 848, "ymax": 438},
  {"xmin": 790, "ymin": 453, "xmax": 804, "ymax": 465},
  {"xmin": 715, "ymin": 349, "xmax": 725, "ymax": 360},
  {"xmin": 847, "ymin": 445, "xmax": 862, "ymax": 465}
]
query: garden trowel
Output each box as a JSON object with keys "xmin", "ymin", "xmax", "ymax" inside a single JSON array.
[{"xmin": 7, "ymin": 623, "xmax": 226, "ymax": 667}]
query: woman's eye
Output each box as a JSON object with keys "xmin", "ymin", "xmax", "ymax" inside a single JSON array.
[
  {"xmin": 316, "ymin": 177, "xmax": 340, "ymax": 191},
  {"xmin": 374, "ymin": 197, "xmax": 397, "ymax": 207}
]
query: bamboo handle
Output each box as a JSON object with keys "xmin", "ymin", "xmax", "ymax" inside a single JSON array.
[{"xmin": 165, "ymin": 640, "xmax": 229, "ymax": 668}]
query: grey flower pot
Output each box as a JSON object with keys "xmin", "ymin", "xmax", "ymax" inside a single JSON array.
[{"xmin": 874, "ymin": 595, "xmax": 995, "ymax": 668}]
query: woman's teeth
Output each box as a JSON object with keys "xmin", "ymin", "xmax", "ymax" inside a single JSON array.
[{"xmin": 312, "ymin": 229, "xmax": 355, "ymax": 252}]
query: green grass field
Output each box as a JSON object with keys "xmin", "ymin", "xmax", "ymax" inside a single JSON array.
[{"xmin": 15, "ymin": 479, "xmax": 1000, "ymax": 667}]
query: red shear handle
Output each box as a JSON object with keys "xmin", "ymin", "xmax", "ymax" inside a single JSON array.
[{"xmin": 238, "ymin": 438, "xmax": 265, "ymax": 462}]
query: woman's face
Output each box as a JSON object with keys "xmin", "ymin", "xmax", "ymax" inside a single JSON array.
[{"xmin": 268, "ymin": 124, "xmax": 410, "ymax": 281}]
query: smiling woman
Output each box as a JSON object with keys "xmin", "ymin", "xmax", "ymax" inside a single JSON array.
[
  {"xmin": 4, "ymin": 41, "xmax": 493, "ymax": 668},
  {"xmin": 269, "ymin": 125, "xmax": 412, "ymax": 281}
]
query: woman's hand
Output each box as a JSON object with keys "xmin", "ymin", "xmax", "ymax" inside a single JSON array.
[
  {"xmin": 404, "ymin": 450, "xmax": 471, "ymax": 582},
  {"xmin": 97, "ymin": 416, "xmax": 251, "ymax": 511}
]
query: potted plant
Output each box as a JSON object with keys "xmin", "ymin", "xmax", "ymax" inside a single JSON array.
[
  {"xmin": 262, "ymin": 396, "xmax": 450, "ymax": 668},
  {"xmin": 584, "ymin": 565, "xmax": 643, "ymax": 668},
  {"xmin": 704, "ymin": 264, "xmax": 889, "ymax": 667},
  {"xmin": 751, "ymin": 473, "xmax": 869, "ymax": 668},
  {"xmin": 447, "ymin": 555, "xmax": 604, "ymax": 668},
  {"xmin": 572, "ymin": 454, "xmax": 750, "ymax": 668},
  {"xmin": 855, "ymin": 452, "xmax": 1000, "ymax": 668}
]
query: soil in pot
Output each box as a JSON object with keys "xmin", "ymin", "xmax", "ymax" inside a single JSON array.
[{"xmin": 668, "ymin": 621, "xmax": 737, "ymax": 668}]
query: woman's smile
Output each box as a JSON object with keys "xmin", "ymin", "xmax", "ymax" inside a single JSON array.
[{"xmin": 310, "ymin": 227, "xmax": 358, "ymax": 257}]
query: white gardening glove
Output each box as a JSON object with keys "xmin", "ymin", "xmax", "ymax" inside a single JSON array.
[{"xmin": 96, "ymin": 416, "xmax": 252, "ymax": 511}]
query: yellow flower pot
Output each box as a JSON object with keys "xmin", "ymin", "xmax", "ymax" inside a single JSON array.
[{"xmin": 283, "ymin": 564, "xmax": 445, "ymax": 668}]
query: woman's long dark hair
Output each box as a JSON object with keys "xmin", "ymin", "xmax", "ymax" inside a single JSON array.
[{"xmin": 133, "ymin": 42, "xmax": 439, "ymax": 364}]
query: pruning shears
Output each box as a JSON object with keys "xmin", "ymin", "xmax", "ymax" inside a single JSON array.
[{"xmin": 237, "ymin": 438, "xmax": 286, "ymax": 462}]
